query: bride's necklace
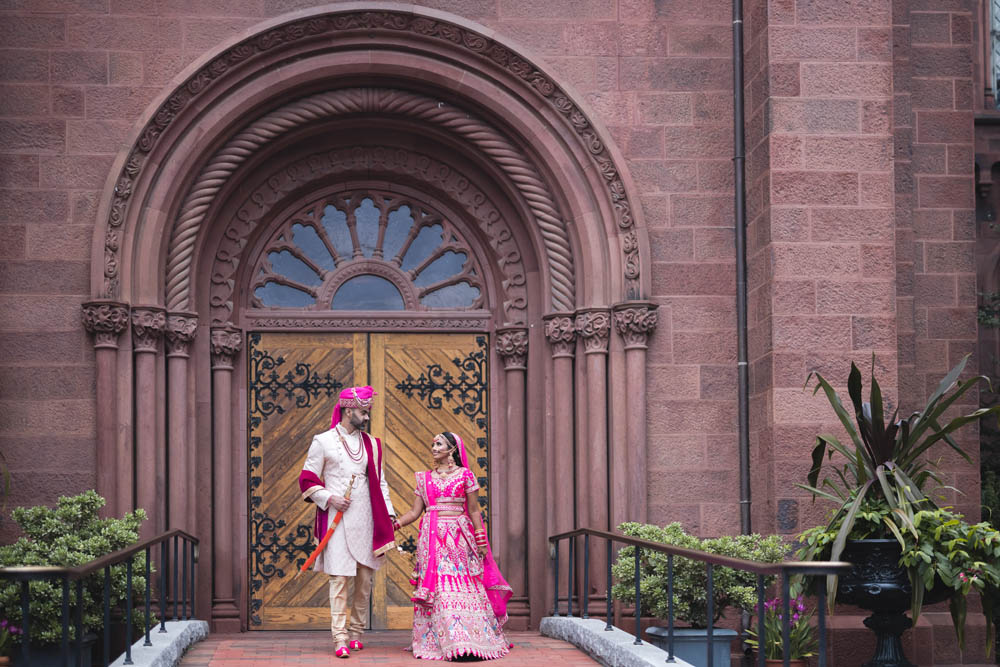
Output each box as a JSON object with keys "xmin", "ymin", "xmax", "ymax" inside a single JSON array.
[
  {"xmin": 336, "ymin": 425, "xmax": 364, "ymax": 463},
  {"xmin": 434, "ymin": 461, "xmax": 457, "ymax": 476}
]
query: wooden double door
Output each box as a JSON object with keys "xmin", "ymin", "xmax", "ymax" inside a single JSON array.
[{"xmin": 248, "ymin": 331, "xmax": 490, "ymax": 630}]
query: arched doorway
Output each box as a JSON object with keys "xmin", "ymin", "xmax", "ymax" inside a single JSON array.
[{"xmin": 82, "ymin": 5, "xmax": 657, "ymax": 632}]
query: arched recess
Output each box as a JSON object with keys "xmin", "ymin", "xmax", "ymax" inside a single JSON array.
[{"xmin": 82, "ymin": 3, "xmax": 659, "ymax": 632}]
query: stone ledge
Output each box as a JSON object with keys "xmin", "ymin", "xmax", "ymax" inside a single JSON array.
[
  {"xmin": 539, "ymin": 615, "xmax": 695, "ymax": 667},
  {"xmin": 109, "ymin": 619, "xmax": 209, "ymax": 667}
]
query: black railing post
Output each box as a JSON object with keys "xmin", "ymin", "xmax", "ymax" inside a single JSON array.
[
  {"xmin": 182, "ymin": 537, "xmax": 189, "ymax": 620},
  {"xmin": 75, "ymin": 579, "xmax": 83, "ymax": 667},
  {"xmin": 781, "ymin": 572, "xmax": 791, "ymax": 667},
  {"xmin": 553, "ymin": 540, "xmax": 560, "ymax": 616},
  {"xmin": 125, "ymin": 557, "xmax": 134, "ymax": 664},
  {"xmin": 20, "ymin": 579, "xmax": 30, "ymax": 666},
  {"xmin": 145, "ymin": 546, "xmax": 152, "ymax": 646},
  {"xmin": 706, "ymin": 563, "xmax": 714, "ymax": 667},
  {"xmin": 567, "ymin": 537, "xmax": 575, "ymax": 617},
  {"xmin": 633, "ymin": 546, "xmax": 641, "ymax": 645},
  {"xmin": 103, "ymin": 565, "xmax": 111, "ymax": 667},
  {"xmin": 605, "ymin": 539, "xmax": 613, "ymax": 631},
  {"xmin": 582, "ymin": 534, "xmax": 590, "ymax": 619},
  {"xmin": 160, "ymin": 540, "xmax": 167, "ymax": 633},
  {"xmin": 190, "ymin": 540, "xmax": 196, "ymax": 620},
  {"xmin": 173, "ymin": 535, "xmax": 179, "ymax": 621},
  {"xmin": 757, "ymin": 573, "xmax": 766, "ymax": 667},
  {"xmin": 61, "ymin": 575, "xmax": 70, "ymax": 667},
  {"xmin": 667, "ymin": 554, "xmax": 675, "ymax": 662},
  {"xmin": 817, "ymin": 576, "xmax": 827, "ymax": 667}
]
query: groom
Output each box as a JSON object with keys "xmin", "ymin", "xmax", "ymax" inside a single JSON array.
[{"xmin": 298, "ymin": 386, "xmax": 396, "ymax": 658}]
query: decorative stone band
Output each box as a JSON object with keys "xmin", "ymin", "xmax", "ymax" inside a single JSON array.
[
  {"xmin": 574, "ymin": 309, "xmax": 611, "ymax": 355},
  {"xmin": 165, "ymin": 88, "xmax": 574, "ymax": 314},
  {"xmin": 131, "ymin": 307, "xmax": 166, "ymax": 353},
  {"xmin": 612, "ymin": 301, "xmax": 659, "ymax": 351},
  {"xmin": 165, "ymin": 312, "xmax": 199, "ymax": 358},
  {"xmin": 81, "ymin": 300, "xmax": 130, "ymax": 350},
  {"xmin": 210, "ymin": 326, "xmax": 243, "ymax": 370},
  {"xmin": 543, "ymin": 313, "xmax": 576, "ymax": 359},
  {"xmin": 495, "ymin": 327, "xmax": 529, "ymax": 370}
]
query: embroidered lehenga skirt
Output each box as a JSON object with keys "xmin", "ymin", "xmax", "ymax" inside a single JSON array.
[{"xmin": 411, "ymin": 512, "xmax": 509, "ymax": 660}]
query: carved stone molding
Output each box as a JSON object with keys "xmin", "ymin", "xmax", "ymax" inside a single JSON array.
[
  {"xmin": 245, "ymin": 315, "xmax": 489, "ymax": 331},
  {"xmin": 131, "ymin": 307, "xmax": 166, "ymax": 353},
  {"xmin": 612, "ymin": 301, "xmax": 659, "ymax": 350},
  {"xmin": 210, "ymin": 326, "xmax": 243, "ymax": 370},
  {"xmin": 168, "ymin": 88, "xmax": 573, "ymax": 313},
  {"xmin": 575, "ymin": 308, "xmax": 611, "ymax": 355},
  {"xmin": 211, "ymin": 147, "xmax": 528, "ymax": 326},
  {"xmin": 543, "ymin": 313, "xmax": 576, "ymax": 359},
  {"xmin": 165, "ymin": 312, "xmax": 199, "ymax": 358},
  {"xmin": 495, "ymin": 327, "xmax": 528, "ymax": 370},
  {"xmin": 81, "ymin": 300, "xmax": 130, "ymax": 349}
]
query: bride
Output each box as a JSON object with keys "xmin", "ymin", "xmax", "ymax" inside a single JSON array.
[{"xmin": 393, "ymin": 432, "xmax": 512, "ymax": 660}]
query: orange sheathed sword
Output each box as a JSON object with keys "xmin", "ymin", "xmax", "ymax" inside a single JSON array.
[{"xmin": 299, "ymin": 473, "xmax": 357, "ymax": 575}]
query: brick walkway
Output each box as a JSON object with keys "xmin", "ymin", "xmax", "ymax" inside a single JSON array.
[{"xmin": 178, "ymin": 630, "xmax": 598, "ymax": 666}]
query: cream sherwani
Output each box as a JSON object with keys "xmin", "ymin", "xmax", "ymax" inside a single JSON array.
[{"xmin": 302, "ymin": 425, "xmax": 395, "ymax": 575}]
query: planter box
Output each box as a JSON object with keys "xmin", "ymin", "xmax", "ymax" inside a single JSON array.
[{"xmin": 646, "ymin": 626, "xmax": 738, "ymax": 667}]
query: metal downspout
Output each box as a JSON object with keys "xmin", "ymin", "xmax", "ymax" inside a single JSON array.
[{"xmin": 733, "ymin": 0, "xmax": 752, "ymax": 535}]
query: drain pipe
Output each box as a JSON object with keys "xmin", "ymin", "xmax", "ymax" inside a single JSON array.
[{"xmin": 732, "ymin": 0, "xmax": 752, "ymax": 536}]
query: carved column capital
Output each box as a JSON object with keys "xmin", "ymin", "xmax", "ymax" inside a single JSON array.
[
  {"xmin": 81, "ymin": 300, "xmax": 130, "ymax": 349},
  {"xmin": 543, "ymin": 313, "xmax": 576, "ymax": 359},
  {"xmin": 165, "ymin": 312, "xmax": 199, "ymax": 358},
  {"xmin": 495, "ymin": 327, "xmax": 528, "ymax": 370},
  {"xmin": 574, "ymin": 308, "xmax": 611, "ymax": 355},
  {"xmin": 210, "ymin": 326, "xmax": 243, "ymax": 370},
  {"xmin": 612, "ymin": 301, "xmax": 660, "ymax": 350},
  {"xmin": 131, "ymin": 306, "xmax": 166, "ymax": 353}
]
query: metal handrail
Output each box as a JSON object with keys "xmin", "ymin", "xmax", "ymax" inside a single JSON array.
[
  {"xmin": 549, "ymin": 527, "xmax": 853, "ymax": 667},
  {"xmin": 0, "ymin": 528, "xmax": 199, "ymax": 667}
]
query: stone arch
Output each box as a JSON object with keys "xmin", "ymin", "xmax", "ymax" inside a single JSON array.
[
  {"xmin": 84, "ymin": 3, "xmax": 656, "ymax": 631},
  {"xmin": 90, "ymin": 3, "xmax": 650, "ymax": 309}
]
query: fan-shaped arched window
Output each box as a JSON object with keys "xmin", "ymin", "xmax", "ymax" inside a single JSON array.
[{"xmin": 249, "ymin": 190, "xmax": 485, "ymax": 311}]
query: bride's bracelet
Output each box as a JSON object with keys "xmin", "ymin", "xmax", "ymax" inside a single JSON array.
[{"xmin": 473, "ymin": 529, "xmax": 488, "ymax": 547}]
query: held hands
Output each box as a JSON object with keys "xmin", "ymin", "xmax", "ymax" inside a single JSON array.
[{"xmin": 331, "ymin": 495, "xmax": 351, "ymax": 512}]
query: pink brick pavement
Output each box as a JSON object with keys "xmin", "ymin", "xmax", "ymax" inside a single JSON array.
[{"xmin": 177, "ymin": 630, "xmax": 598, "ymax": 666}]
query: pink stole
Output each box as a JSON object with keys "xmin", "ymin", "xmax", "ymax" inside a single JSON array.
[{"xmin": 410, "ymin": 470, "xmax": 511, "ymax": 624}]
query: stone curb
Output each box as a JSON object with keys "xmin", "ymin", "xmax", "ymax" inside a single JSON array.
[
  {"xmin": 109, "ymin": 619, "xmax": 209, "ymax": 667},
  {"xmin": 539, "ymin": 616, "xmax": 695, "ymax": 667}
]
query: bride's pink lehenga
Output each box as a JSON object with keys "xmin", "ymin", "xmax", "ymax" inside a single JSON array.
[{"xmin": 410, "ymin": 466, "xmax": 512, "ymax": 660}]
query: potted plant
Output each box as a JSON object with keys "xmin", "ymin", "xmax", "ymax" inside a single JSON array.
[
  {"xmin": 745, "ymin": 595, "xmax": 817, "ymax": 666},
  {"xmin": 0, "ymin": 490, "xmax": 150, "ymax": 667},
  {"xmin": 795, "ymin": 354, "xmax": 1000, "ymax": 665},
  {"xmin": 611, "ymin": 522, "xmax": 787, "ymax": 667}
]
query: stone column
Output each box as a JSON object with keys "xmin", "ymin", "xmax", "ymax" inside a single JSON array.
[
  {"xmin": 495, "ymin": 327, "xmax": 528, "ymax": 597},
  {"xmin": 612, "ymin": 302, "xmax": 658, "ymax": 525},
  {"xmin": 575, "ymin": 308, "xmax": 610, "ymax": 603},
  {"xmin": 165, "ymin": 312, "xmax": 197, "ymax": 532},
  {"xmin": 210, "ymin": 325, "xmax": 242, "ymax": 631},
  {"xmin": 132, "ymin": 306, "xmax": 166, "ymax": 539},
  {"xmin": 81, "ymin": 300, "xmax": 130, "ymax": 517},
  {"xmin": 543, "ymin": 313, "xmax": 576, "ymax": 528}
]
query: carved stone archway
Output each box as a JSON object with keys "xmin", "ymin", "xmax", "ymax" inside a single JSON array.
[{"xmin": 83, "ymin": 3, "xmax": 657, "ymax": 632}]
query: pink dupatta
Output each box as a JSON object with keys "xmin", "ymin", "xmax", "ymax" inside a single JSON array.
[{"xmin": 410, "ymin": 433, "xmax": 512, "ymax": 624}]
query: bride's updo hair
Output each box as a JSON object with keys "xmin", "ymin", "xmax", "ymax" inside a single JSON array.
[{"xmin": 440, "ymin": 432, "xmax": 463, "ymax": 467}]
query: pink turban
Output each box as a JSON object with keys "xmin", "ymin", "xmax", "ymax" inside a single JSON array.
[{"xmin": 330, "ymin": 385, "xmax": 377, "ymax": 428}]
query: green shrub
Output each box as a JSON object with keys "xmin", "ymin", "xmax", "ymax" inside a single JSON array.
[
  {"xmin": 0, "ymin": 490, "xmax": 151, "ymax": 645},
  {"xmin": 611, "ymin": 522, "xmax": 788, "ymax": 628}
]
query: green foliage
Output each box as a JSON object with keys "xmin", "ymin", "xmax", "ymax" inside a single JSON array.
[
  {"xmin": 795, "ymin": 354, "xmax": 1000, "ymax": 656},
  {"xmin": 979, "ymin": 292, "xmax": 1000, "ymax": 328},
  {"xmin": 745, "ymin": 596, "xmax": 817, "ymax": 660},
  {"xmin": 610, "ymin": 522, "xmax": 787, "ymax": 628},
  {"xmin": 0, "ymin": 490, "xmax": 151, "ymax": 646}
]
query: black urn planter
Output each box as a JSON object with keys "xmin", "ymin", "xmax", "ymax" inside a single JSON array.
[{"xmin": 837, "ymin": 539, "xmax": 951, "ymax": 667}]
